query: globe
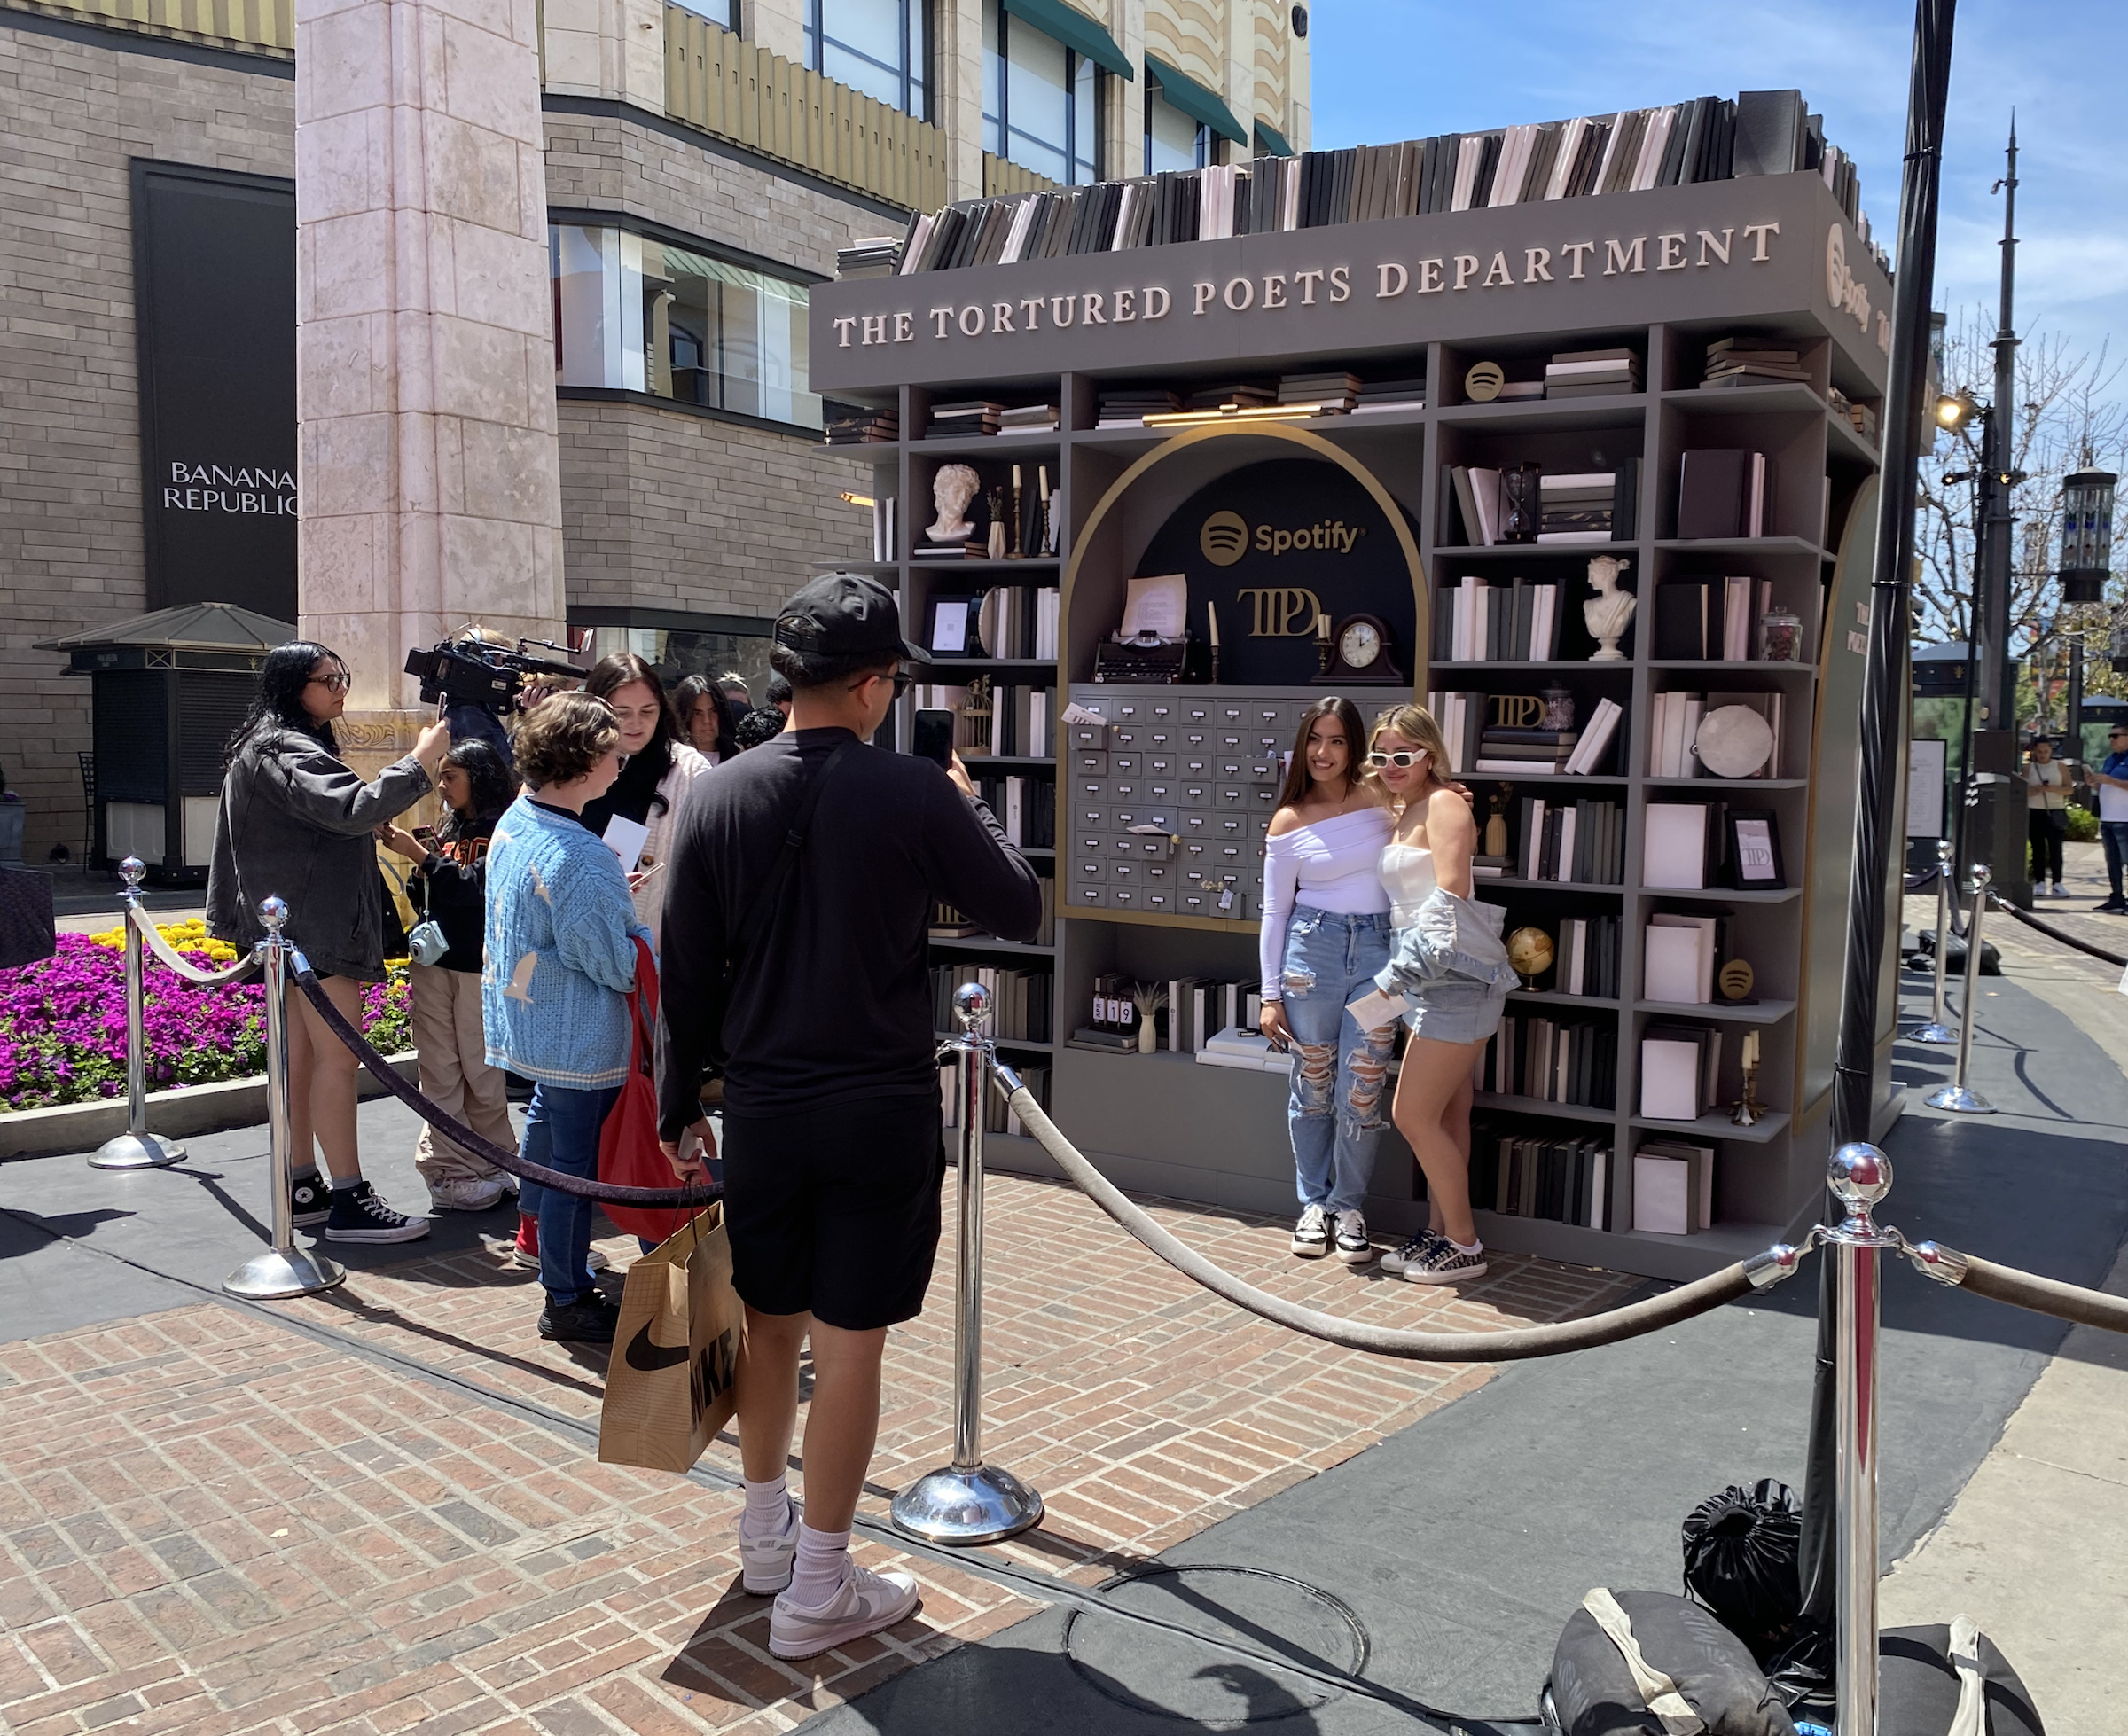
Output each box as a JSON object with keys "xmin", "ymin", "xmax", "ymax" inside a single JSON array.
[{"xmin": 1507, "ymin": 926, "xmax": 1555, "ymax": 984}]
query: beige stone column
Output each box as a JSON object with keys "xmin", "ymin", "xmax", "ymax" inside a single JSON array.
[
  {"xmin": 1103, "ymin": 0, "xmax": 1142, "ymax": 183},
  {"xmin": 938, "ymin": 0, "xmax": 984, "ymax": 200},
  {"xmin": 293, "ymin": 0, "xmax": 567, "ymax": 762}
]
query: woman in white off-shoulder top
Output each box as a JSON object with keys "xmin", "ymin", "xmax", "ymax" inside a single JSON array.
[{"xmin": 1257, "ymin": 698, "xmax": 1397, "ymax": 1266}]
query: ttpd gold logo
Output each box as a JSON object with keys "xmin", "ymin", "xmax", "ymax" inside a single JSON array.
[{"xmin": 1200, "ymin": 511, "xmax": 1249, "ymax": 567}]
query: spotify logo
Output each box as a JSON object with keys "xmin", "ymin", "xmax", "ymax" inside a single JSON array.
[{"xmin": 1200, "ymin": 511, "xmax": 1249, "ymax": 567}]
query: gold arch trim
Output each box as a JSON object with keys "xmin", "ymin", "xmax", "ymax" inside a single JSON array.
[{"xmin": 1060, "ymin": 420, "xmax": 1428, "ymax": 697}]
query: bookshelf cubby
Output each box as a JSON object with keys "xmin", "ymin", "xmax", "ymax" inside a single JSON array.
[{"xmin": 813, "ymin": 168, "xmax": 1897, "ymax": 1281}]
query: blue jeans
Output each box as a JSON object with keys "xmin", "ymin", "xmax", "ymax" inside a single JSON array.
[
  {"xmin": 2104, "ymin": 821, "xmax": 2128, "ymax": 903},
  {"xmin": 520, "ymin": 1082, "xmax": 621, "ymax": 1303},
  {"xmin": 1277, "ymin": 907, "xmax": 1396, "ymax": 1214}
]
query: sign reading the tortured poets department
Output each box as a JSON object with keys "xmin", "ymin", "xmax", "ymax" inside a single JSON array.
[
  {"xmin": 132, "ymin": 162, "xmax": 299, "ymax": 622},
  {"xmin": 810, "ymin": 173, "xmax": 1891, "ymax": 395}
]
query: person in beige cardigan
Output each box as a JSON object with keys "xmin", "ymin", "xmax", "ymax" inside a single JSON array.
[{"xmin": 578, "ymin": 653, "xmax": 709, "ymax": 947}]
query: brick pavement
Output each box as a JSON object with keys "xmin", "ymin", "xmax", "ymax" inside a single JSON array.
[{"xmin": 0, "ymin": 1171, "xmax": 1640, "ymax": 1734}]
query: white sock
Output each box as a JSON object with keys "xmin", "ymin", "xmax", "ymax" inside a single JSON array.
[
  {"xmin": 740, "ymin": 1474, "xmax": 790, "ymax": 1537},
  {"xmin": 788, "ymin": 1522, "xmax": 851, "ymax": 1607},
  {"xmin": 1451, "ymin": 1237, "xmax": 1483, "ymax": 1255}
]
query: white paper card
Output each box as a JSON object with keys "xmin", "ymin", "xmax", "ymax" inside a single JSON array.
[
  {"xmin": 601, "ymin": 814, "xmax": 649, "ymax": 874},
  {"xmin": 1119, "ymin": 573, "xmax": 1188, "ymax": 639},
  {"xmin": 1633, "ymin": 1154, "xmax": 1694, "ymax": 1234},
  {"xmin": 1346, "ymin": 988, "xmax": 1412, "ymax": 1030}
]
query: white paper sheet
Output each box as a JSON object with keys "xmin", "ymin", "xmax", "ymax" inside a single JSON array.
[
  {"xmin": 1119, "ymin": 573, "xmax": 1188, "ymax": 639},
  {"xmin": 602, "ymin": 814, "xmax": 649, "ymax": 874}
]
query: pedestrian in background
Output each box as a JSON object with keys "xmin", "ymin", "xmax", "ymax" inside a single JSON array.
[
  {"xmin": 378, "ymin": 739, "xmax": 520, "ymax": 1214},
  {"xmin": 674, "ymin": 673, "xmax": 741, "ymax": 765},
  {"xmin": 765, "ymin": 671, "xmax": 794, "ymax": 717},
  {"xmin": 734, "ymin": 706, "xmax": 787, "ymax": 751},
  {"xmin": 2023, "ymin": 735, "xmax": 2069, "ymax": 898},
  {"xmin": 482, "ymin": 692, "xmax": 658, "ymax": 1344},
  {"xmin": 207, "ymin": 642, "xmax": 445, "ymax": 1244},
  {"xmin": 581, "ymin": 653, "xmax": 708, "ymax": 944},
  {"xmin": 2092, "ymin": 723, "xmax": 2128, "ymax": 913}
]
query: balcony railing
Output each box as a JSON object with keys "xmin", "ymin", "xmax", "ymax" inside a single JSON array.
[
  {"xmin": 2, "ymin": 0, "xmax": 292, "ymax": 55},
  {"xmin": 983, "ymin": 152, "xmax": 1060, "ymax": 199},
  {"xmin": 665, "ymin": 9, "xmax": 949, "ymax": 215}
]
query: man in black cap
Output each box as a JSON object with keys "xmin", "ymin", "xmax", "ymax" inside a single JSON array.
[{"xmin": 656, "ymin": 573, "xmax": 1041, "ymax": 1659}]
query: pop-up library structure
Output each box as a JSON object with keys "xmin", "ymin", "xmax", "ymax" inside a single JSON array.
[{"xmin": 810, "ymin": 98, "xmax": 1903, "ymax": 1279}]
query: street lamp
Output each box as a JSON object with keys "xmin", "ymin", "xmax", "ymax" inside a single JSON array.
[
  {"xmin": 2059, "ymin": 469, "xmax": 2116, "ymax": 604},
  {"xmin": 1934, "ymin": 389, "xmax": 1979, "ymax": 433}
]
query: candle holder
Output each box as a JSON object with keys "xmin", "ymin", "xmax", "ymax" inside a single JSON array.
[{"xmin": 1732, "ymin": 1060, "xmax": 1764, "ymax": 1127}]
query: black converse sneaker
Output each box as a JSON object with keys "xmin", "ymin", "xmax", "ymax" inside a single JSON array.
[
  {"xmin": 290, "ymin": 1169, "xmax": 330, "ymax": 1228},
  {"xmin": 1393, "ymin": 1237, "xmax": 1488, "ymax": 1286},
  {"xmin": 1290, "ymin": 1203, "xmax": 1331, "ymax": 1258},
  {"xmin": 322, "ymin": 1181, "xmax": 431, "ymax": 1244}
]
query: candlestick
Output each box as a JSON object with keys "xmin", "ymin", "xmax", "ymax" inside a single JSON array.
[{"xmin": 1207, "ymin": 600, "xmax": 1220, "ymax": 647}]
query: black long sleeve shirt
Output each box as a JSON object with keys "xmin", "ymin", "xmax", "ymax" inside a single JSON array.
[{"xmin": 656, "ymin": 728, "xmax": 1043, "ymax": 1133}]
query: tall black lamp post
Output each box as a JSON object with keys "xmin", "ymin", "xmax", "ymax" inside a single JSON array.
[{"xmin": 2060, "ymin": 469, "xmax": 2117, "ymax": 761}]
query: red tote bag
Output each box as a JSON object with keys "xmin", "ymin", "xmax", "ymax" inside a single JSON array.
[{"xmin": 598, "ymin": 936, "xmax": 695, "ymax": 1244}]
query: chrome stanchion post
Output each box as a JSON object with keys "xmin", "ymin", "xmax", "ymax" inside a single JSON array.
[
  {"xmin": 90, "ymin": 857, "xmax": 187, "ymax": 1170},
  {"xmin": 1924, "ymin": 864, "xmax": 1996, "ymax": 1113},
  {"xmin": 890, "ymin": 981, "xmax": 1043, "ymax": 1545},
  {"xmin": 1913, "ymin": 839, "xmax": 1957, "ymax": 1045},
  {"xmin": 223, "ymin": 897, "xmax": 345, "ymax": 1300},
  {"xmin": 1823, "ymin": 1144, "xmax": 1897, "ymax": 1736}
]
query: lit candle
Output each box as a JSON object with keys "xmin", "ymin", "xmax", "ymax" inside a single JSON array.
[
  {"xmin": 1207, "ymin": 600, "xmax": 1220, "ymax": 646},
  {"xmin": 1012, "ymin": 464, "xmax": 1022, "ymax": 488},
  {"xmin": 1316, "ymin": 611, "xmax": 1331, "ymax": 642}
]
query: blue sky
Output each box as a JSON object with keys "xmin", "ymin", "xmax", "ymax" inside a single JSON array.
[{"xmin": 1311, "ymin": 0, "xmax": 2127, "ymax": 393}]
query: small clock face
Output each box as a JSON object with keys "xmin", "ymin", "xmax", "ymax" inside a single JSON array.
[{"xmin": 1339, "ymin": 620, "xmax": 1381, "ymax": 667}]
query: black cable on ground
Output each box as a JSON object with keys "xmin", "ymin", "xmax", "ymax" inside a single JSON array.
[
  {"xmin": 999, "ymin": 1081, "xmax": 1804, "ymax": 1361},
  {"xmin": 1988, "ymin": 896, "xmax": 2128, "ymax": 968},
  {"xmin": 293, "ymin": 967, "xmax": 716, "ymax": 1210}
]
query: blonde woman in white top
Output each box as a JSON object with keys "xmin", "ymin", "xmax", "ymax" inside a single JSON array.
[{"xmin": 1257, "ymin": 698, "xmax": 1398, "ymax": 1263}]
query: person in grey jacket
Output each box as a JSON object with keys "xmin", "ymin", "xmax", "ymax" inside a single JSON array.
[{"xmin": 207, "ymin": 642, "xmax": 450, "ymax": 1244}]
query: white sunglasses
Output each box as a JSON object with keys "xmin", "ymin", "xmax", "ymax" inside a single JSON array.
[{"xmin": 1365, "ymin": 749, "xmax": 1429, "ymax": 769}]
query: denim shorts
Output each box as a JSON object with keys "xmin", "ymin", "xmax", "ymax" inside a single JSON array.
[{"xmin": 1404, "ymin": 973, "xmax": 1510, "ymax": 1044}]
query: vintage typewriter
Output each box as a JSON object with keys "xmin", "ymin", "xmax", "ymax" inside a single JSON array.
[{"xmin": 1091, "ymin": 629, "xmax": 1205, "ymax": 684}]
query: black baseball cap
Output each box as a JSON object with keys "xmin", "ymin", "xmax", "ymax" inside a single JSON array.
[{"xmin": 772, "ymin": 573, "xmax": 929, "ymax": 664}]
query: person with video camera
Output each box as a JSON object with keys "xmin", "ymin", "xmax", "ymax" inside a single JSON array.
[
  {"xmin": 655, "ymin": 574, "xmax": 1040, "ymax": 1661},
  {"xmin": 207, "ymin": 642, "xmax": 449, "ymax": 1243}
]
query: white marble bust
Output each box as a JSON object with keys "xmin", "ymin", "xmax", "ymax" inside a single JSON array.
[
  {"xmin": 929, "ymin": 463, "xmax": 981, "ymax": 542},
  {"xmin": 1584, "ymin": 555, "xmax": 1636, "ymax": 661}
]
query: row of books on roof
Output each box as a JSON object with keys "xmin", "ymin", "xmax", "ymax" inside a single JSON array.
[
  {"xmin": 827, "ymin": 405, "xmax": 898, "ymax": 446},
  {"xmin": 841, "ymin": 90, "xmax": 1881, "ymax": 278},
  {"xmin": 1508, "ymin": 798, "xmax": 1628, "ymax": 887},
  {"xmin": 1428, "ymin": 690, "xmax": 1624, "ymax": 778},
  {"xmin": 1094, "ymin": 372, "xmax": 1426, "ymax": 426},
  {"xmin": 1461, "ymin": 348, "xmax": 1646, "ymax": 407},
  {"xmin": 924, "ymin": 399, "xmax": 1060, "ymax": 438},
  {"xmin": 940, "ymin": 1060, "xmax": 1051, "ymax": 1135},
  {"xmin": 1648, "ymin": 691, "xmax": 1787, "ymax": 779},
  {"xmin": 1442, "ymin": 460, "xmax": 1641, "ymax": 549},
  {"xmin": 1479, "ymin": 1013, "xmax": 1619, "ymax": 1109},
  {"xmin": 927, "ymin": 963, "xmax": 1052, "ymax": 1043}
]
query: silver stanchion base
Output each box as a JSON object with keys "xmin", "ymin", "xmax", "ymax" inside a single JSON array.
[
  {"xmin": 223, "ymin": 1247, "xmax": 347, "ymax": 1300},
  {"xmin": 1923, "ymin": 1083, "xmax": 1996, "ymax": 1114},
  {"xmin": 890, "ymin": 1462, "xmax": 1044, "ymax": 1545},
  {"xmin": 88, "ymin": 1131, "xmax": 187, "ymax": 1170},
  {"xmin": 1910, "ymin": 1022, "xmax": 1958, "ymax": 1045}
]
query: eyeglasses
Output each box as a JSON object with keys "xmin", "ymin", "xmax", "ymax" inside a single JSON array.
[
  {"xmin": 852, "ymin": 669, "xmax": 917, "ymax": 698},
  {"xmin": 308, "ymin": 672, "xmax": 351, "ymax": 693},
  {"xmin": 1365, "ymin": 749, "xmax": 1428, "ymax": 769}
]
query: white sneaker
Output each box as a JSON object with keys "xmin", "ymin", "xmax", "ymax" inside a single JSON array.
[
  {"xmin": 428, "ymin": 1176, "xmax": 506, "ymax": 1212},
  {"xmin": 1290, "ymin": 1203, "xmax": 1331, "ymax": 1258},
  {"xmin": 1394, "ymin": 1238, "xmax": 1489, "ymax": 1286},
  {"xmin": 1333, "ymin": 1209, "xmax": 1375, "ymax": 1265},
  {"xmin": 1379, "ymin": 1231, "xmax": 1448, "ymax": 1278},
  {"xmin": 739, "ymin": 1496, "xmax": 802, "ymax": 1596},
  {"xmin": 769, "ymin": 1558, "xmax": 921, "ymax": 1661}
]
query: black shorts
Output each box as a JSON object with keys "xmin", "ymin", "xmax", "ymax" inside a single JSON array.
[{"xmin": 720, "ymin": 1094, "xmax": 946, "ymax": 1331}]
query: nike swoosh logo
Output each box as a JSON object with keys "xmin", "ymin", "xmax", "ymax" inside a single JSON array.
[{"xmin": 624, "ymin": 1321, "xmax": 689, "ymax": 1372}]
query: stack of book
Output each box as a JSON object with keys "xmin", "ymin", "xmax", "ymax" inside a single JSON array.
[
  {"xmin": 1436, "ymin": 576, "xmax": 1566, "ymax": 661},
  {"xmin": 870, "ymin": 497, "xmax": 897, "ymax": 562},
  {"xmin": 927, "ymin": 399, "xmax": 1004, "ymax": 439},
  {"xmin": 1163, "ymin": 979, "xmax": 1264, "ymax": 1057},
  {"xmin": 1639, "ymin": 1025, "xmax": 1724, "ymax": 1122},
  {"xmin": 913, "ymin": 536, "xmax": 977, "ymax": 560},
  {"xmin": 1653, "ymin": 575, "xmax": 1773, "ymax": 660},
  {"xmin": 1479, "ymin": 1013, "xmax": 1617, "ymax": 1108},
  {"xmin": 1700, "ymin": 337, "xmax": 1810, "ymax": 389},
  {"xmin": 825, "ymin": 406, "xmax": 899, "ymax": 446},
  {"xmin": 1478, "ymin": 723, "xmax": 1577, "ymax": 776},
  {"xmin": 1353, "ymin": 375, "xmax": 1428, "ymax": 415},
  {"xmin": 1514, "ymin": 796, "xmax": 1626, "ymax": 884},
  {"xmin": 1190, "ymin": 381, "xmax": 1277, "ymax": 411},
  {"xmin": 974, "ymin": 586, "xmax": 1061, "ymax": 659},
  {"xmin": 1278, "ymin": 372, "xmax": 1360, "ymax": 415},
  {"xmin": 1828, "ymin": 387, "xmax": 1879, "ymax": 442},
  {"xmin": 1474, "ymin": 1133, "xmax": 1612, "ymax": 1230},
  {"xmin": 836, "ymin": 236, "xmax": 903, "ymax": 278},
  {"xmin": 998, "ymin": 403, "xmax": 1059, "ymax": 436},
  {"xmin": 1098, "ymin": 387, "xmax": 1181, "ymax": 427},
  {"xmin": 1566, "ymin": 699, "xmax": 1624, "ymax": 774},
  {"xmin": 1642, "ymin": 910, "xmax": 1730, "ymax": 1005},
  {"xmin": 1632, "ymin": 1138, "xmax": 1715, "ymax": 1234},
  {"xmin": 1196, "ymin": 1026, "xmax": 1287, "ymax": 1073},
  {"xmin": 1545, "ymin": 348, "xmax": 1643, "ymax": 398},
  {"xmin": 979, "ymin": 685, "xmax": 1052, "ymax": 758},
  {"xmin": 929, "ymin": 963, "xmax": 1052, "ymax": 1042},
  {"xmin": 1537, "ymin": 471, "xmax": 1621, "ymax": 543},
  {"xmin": 1677, "ymin": 449, "xmax": 1777, "ymax": 539}
]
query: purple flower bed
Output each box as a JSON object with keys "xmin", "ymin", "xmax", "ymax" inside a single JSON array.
[{"xmin": 1, "ymin": 934, "xmax": 412, "ymax": 1114}]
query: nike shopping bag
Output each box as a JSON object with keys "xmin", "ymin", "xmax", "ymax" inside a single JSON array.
[{"xmin": 597, "ymin": 1208, "xmax": 742, "ymax": 1474}]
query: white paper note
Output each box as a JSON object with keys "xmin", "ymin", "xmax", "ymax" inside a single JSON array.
[{"xmin": 602, "ymin": 814, "xmax": 649, "ymax": 874}]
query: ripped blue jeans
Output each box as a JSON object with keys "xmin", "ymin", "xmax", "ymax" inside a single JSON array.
[{"xmin": 1277, "ymin": 906, "xmax": 1396, "ymax": 1215}]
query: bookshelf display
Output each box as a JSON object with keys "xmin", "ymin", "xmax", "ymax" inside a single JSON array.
[{"xmin": 812, "ymin": 148, "xmax": 1897, "ymax": 1281}]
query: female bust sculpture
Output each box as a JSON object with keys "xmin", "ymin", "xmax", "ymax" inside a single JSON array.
[
  {"xmin": 1583, "ymin": 555, "xmax": 1636, "ymax": 661},
  {"xmin": 929, "ymin": 463, "xmax": 981, "ymax": 542}
]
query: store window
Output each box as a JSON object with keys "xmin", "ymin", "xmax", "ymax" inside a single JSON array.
[
  {"xmin": 1145, "ymin": 83, "xmax": 1209, "ymax": 175},
  {"xmin": 805, "ymin": 0, "xmax": 927, "ymax": 119},
  {"xmin": 982, "ymin": 0, "xmax": 1099, "ymax": 186},
  {"xmin": 551, "ymin": 224, "xmax": 821, "ymax": 431},
  {"xmin": 580, "ymin": 625, "xmax": 776, "ymax": 712}
]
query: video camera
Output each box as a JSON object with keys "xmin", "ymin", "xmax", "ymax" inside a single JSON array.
[{"xmin": 403, "ymin": 633, "xmax": 586, "ymax": 716}]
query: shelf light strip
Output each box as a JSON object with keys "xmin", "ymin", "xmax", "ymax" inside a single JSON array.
[{"xmin": 1140, "ymin": 404, "xmax": 1327, "ymax": 428}]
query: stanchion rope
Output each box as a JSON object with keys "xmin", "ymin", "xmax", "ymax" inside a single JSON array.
[
  {"xmin": 994, "ymin": 1067, "xmax": 1804, "ymax": 1361},
  {"xmin": 129, "ymin": 904, "xmax": 262, "ymax": 985},
  {"xmin": 292, "ymin": 966, "xmax": 716, "ymax": 1209},
  {"xmin": 1987, "ymin": 894, "xmax": 2128, "ymax": 968},
  {"xmin": 1905, "ymin": 1240, "xmax": 2128, "ymax": 1334}
]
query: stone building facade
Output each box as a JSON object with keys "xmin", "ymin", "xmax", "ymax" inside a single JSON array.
[{"xmin": 0, "ymin": 0, "xmax": 1310, "ymax": 864}]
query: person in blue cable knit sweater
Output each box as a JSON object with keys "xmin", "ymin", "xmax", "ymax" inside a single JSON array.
[{"xmin": 483, "ymin": 691, "xmax": 656, "ymax": 1344}]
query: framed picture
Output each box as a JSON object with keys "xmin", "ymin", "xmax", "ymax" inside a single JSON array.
[
  {"xmin": 1726, "ymin": 809, "xmax": 1786, "ymax": 890},
  {"xmin": 926, "ymin": 595, "xmax": 979, "ymax": 656}
]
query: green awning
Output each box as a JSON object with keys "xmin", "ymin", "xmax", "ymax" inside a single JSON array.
[
  {"xmin": 1146, "ymin": 52, "xmax": 1248, "ymax": 145},
  {"xmin": 1254, "ymin": 120, "xmax": 1294, "ymax": 158},
  {"xmin": 1000, "ymin": 0, "xmax": 1132, "ymax": 81}
]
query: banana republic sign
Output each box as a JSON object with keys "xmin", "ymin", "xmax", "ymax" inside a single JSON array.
[
  {"xmin": 810, "ymin": 174, "xmax": 1890, "ymax": 396},
  {"xmin": 1135, "ymin": 460, "xmax": 1413, "ymax": 686}
]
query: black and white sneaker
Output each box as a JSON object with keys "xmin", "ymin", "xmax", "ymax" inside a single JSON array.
[
  {"xmin": 1290, "ymin": 1203, "xmax": 1331, "ymax": 1258},
  {"xmin": 290, "ymin": 1169, "xmax": 330, "ymax": 1228},
  {"xmin": 1391, "ymin": 1237, "xmax": 1488, "ymax": 1286},
  {"xmin": 2096, "ymin": 900, "xmax": 2128, "ymax": 914},
  {"xmin": 322, "ymin": 1181, "xmax": 431, "ymax": 1244},
  {"xmin": 1378, "ymin": 1231, "xmax": 1447, "ymax": 1279},
  {"xmin": 1333, "ymin": 1209, "xmax": 1376, "ymax": 1266}
]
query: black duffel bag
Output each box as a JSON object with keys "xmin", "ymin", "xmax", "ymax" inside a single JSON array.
[
  {"xmin": 1543, "ymin": 1589, "xmax": 1796, "ymax": 1736},
  {"xmin": 1879, "ymin": 1621, "xmax": 2044, "ymax": 1736}
]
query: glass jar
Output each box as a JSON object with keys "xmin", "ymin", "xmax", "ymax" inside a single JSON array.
[{"xmin": 1758, "ymin": 605, "xmax": 1803, "ymax": 662}]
